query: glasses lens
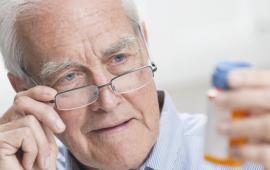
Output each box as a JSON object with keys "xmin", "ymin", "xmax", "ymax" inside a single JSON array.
[
  {"xmin": 55, "ymin": 85, "xmax": 98, "ymax": 110},
  {"xmin": 112, "ymin": 66, "xmax": 153, "ymax": 93}
]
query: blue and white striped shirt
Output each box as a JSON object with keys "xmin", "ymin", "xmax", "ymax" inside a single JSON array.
[{"xmin": 56, "ymin": 91, "xmax": 264, "ymax": 170}]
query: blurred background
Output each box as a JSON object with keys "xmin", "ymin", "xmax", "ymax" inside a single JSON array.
[{"xmin": 1, "ymin": 0, "xmax": 270, "ymax": 114}]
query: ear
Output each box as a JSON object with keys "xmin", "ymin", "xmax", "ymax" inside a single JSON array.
[
  {"xmin": 141, "ymin": 21, "xmax": 148, "ymax": 43},
  {"xmin": 8, "ymin": 73, "xmax": 28, "ymax": 93}
]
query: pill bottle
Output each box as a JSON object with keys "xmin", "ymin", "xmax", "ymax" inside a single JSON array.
[{"xmin": 204, "ymin": 61, "xmax": 251, "ymax": 167}]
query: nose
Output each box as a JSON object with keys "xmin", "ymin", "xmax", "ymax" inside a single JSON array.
[
  {"xmin": 90, "ymin": 71, "xmax": 120, "ymax": 112},
  {"xmin": 94, "ymin": 86, "xmax": 120, "ymax": 112}
]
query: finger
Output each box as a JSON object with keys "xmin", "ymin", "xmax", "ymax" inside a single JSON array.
[
  {"xmin": 15, "ymin": 86, "xmax": 57, "ymax": 103},
  {"xmin": 218, "ymin": 114, "xmax": 270, "ymax": 141},
  {"xmin": 13, "ymin": 95, "xmax": 65, "ymax": 133},
  {"xmin": 230, "ymin": 144, "xmax": 270, "ymax": 169},
  {"xmin": 228, "ymin": 69, "xmax": 270, "ymax": 89},
  {"xmin": 43, "ymin": 125, "xmax": 57, "ymax": 150},
  {"xmin": 0, "ymin": 127, "xmax": 38, "ymax": 170},
  {"xmin": 213, "ymin": 88, "xmax": 270, "ymax": 112},
  {"xmin": 249, "ymin": 108, "xmax": 267, "ymax": 117},
  {"xmin": 43, "ymin": 126, "xmax": 58, "ymax": 170},
  {"xmin": 0, "ymin": 107, "xmax": 25, "ymax": 124},
  {"xmin": 0, "ymin": 115, "xmax": 51, "ymax": 169}
]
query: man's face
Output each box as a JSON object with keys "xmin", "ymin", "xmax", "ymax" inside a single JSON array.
[{"xmin": 17, "ymin": 0, "xmax": 160, "ymax": 169}]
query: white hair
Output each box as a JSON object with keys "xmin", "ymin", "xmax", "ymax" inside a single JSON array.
[{"xmin": 0, "ymin": 0, "xmax": 143, "ymax": 82}]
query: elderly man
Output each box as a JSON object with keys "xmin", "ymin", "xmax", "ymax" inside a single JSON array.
[{"xmin": 0, "ymin": 0, "xmax": 270, "ymax": 169}]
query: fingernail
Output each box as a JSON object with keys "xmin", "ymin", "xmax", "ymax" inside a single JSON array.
[
  {"xmin": 207, "ymin": 89, "xmax": 219, "ymax": 100},
  {"xmin": 56, "ymin": 120, "xmax": 65, "ymax": 132},
  {"xmin": 207, "ymin": 89, "xmax": 225, "ymax": 104}
]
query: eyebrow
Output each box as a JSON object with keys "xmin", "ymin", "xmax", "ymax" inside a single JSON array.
[
  {"xmin": 39, "ymin": 60, "xmax": 81, "ymax": 84},
  {"xmin": 102, "ymin": 36, "xmax": 138, "ymax": 57}
]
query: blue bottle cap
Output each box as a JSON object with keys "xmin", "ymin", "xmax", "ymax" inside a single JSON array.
[{"xmin": 212, "ymin": 61, "xmax": 251, "ymax": 90}]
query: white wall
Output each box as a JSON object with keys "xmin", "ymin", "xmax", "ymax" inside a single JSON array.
[
  {"xmin": 0, "ymin": 57, "xmax": 15, "ymax": 114},
  {"xmin": 1, "ymin": 0, "xmax": 270, "ymax": 114},
  {"xmin": 146, "ymin": 0, "xmax": 270, "ymax": 113}
]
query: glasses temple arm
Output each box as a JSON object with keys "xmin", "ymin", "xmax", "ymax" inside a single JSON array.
[{"xmin": 137, "ymin": 25, "xmax": 157, "ymax": 72}]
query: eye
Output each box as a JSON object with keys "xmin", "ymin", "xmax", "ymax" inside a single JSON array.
[
  {"xmin": 64, "ymin": 73, "xmax": 76, "ymax": 81},
  {"xmin": 56, "ymin": 72, "xmax": 85, "ymax": 87},
  {"xmin": 111, "ymin": 54, "xmax": 127, "ymax": 65}
]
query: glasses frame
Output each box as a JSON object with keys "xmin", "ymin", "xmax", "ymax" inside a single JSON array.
[{"xmin": 52, "ymin": 62, "xmax": 157, "ymax": 110}]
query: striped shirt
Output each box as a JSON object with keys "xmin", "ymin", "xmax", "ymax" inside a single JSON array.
[{"xmin": 56, "ymin": 91, "xmax": 264, "ymax": 170}]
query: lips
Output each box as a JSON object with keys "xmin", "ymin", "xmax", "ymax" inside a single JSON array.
[{"xmin": 91, "ymin": 118, "xmax": 133, "ymax": 133}]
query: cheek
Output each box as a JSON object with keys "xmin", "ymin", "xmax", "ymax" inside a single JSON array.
[
  {"xmin": 124, "ymin": 81, "xmax": 160, "ymax": 130},
  {"xmin": 56, "ymin": 110, "xmax": 88, "ymax": 146}
]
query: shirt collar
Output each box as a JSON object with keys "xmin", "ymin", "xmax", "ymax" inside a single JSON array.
[{"xmin": 140, "ymin": 90, "xmax": 184, "ymax": 170}]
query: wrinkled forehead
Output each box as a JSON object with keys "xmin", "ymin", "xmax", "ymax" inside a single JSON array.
[{"xmin": 16, "ymin": 0, "xmax": 137, "ymax": 71}]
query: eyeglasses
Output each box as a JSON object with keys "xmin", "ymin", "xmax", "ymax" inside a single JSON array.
[{"xmin": 50, "ymin": 63, "xmax": 157, "ymax": 111}]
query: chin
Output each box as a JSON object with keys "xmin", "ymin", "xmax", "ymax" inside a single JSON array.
[
  {"xmin": 83, "ymin": 147, "xmax": 147, "ymax": 170},
  {"xmin": 82, "ymin": 123, "xmax": 157, "ymax": 169}
]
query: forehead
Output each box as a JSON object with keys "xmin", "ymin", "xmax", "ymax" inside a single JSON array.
[{"xmin": 17, "ymin": 0, "xmax": 137, "ymax": 70}]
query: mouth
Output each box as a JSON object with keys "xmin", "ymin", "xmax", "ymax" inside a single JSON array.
[{"xmin": 91, "ymin": 118, "xmax": 133, "ymax": 134}]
